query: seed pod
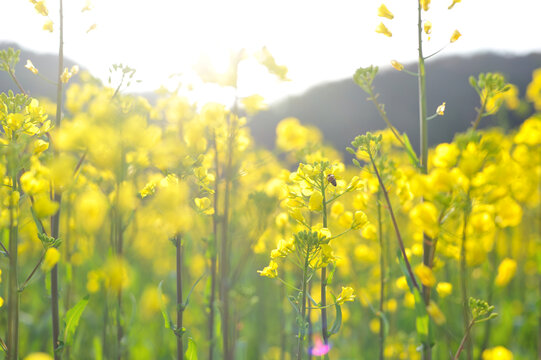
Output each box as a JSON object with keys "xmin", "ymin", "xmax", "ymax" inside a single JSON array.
[{"xmin": 327, "ymin": 174, "xmax": 337, "ymax": 186}]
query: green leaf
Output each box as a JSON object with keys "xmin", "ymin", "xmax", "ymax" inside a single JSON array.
[
  {"xmin": 183, "ymin": 272, "xmax": 207, "ymax": 310},
  {"xmin": 328, "ymin": 293, "xmax": 342, "ymax": 337},
  {"xmin": 63, "ymin": 295, "xmax": 90, "ymax": 346},
  {"xmin": 158, "ymin": 281, "xmax": 173, "ymax": 329},
  {"xmin": 395, "ymin": 250, "xmax": 432, "ymax": 345},
  {"xmin": 401, "ymin": 133, "xmax": 420, "ymax": 168},
  {"xmin": 185, "ymin": 337, "xmax": 198, "ymax": 360},
  {"xmin": 377, "ymin": 311, "xmax": 390, "ymax": 339},
  {"xmin": 326, "ymin": 264, "xmax": 336, "ymax": 285}
]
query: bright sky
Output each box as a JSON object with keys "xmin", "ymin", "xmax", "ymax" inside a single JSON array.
[{"xmin": 1, "ymin": 0, "xmax": 541, "ymax": 103}]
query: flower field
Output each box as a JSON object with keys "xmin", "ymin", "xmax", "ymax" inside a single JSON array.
[{"xmin": 0, "ymin": 1, "xmax": 540, "ymax": 360}]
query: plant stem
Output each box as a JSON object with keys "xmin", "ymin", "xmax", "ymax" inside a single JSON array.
[
  {"xmin": 176, "ymin": 234, "xmax": 184, "ymax": 360},
  {"xmin": 220, "ymin": 114, "xmax": 234, "ymax": 360},
  {"xmin": 7, "ymin": 68, "xmax": 26, "ymax": 95},
  {"xmin": 460, "ymin": 207, "xmax": 472, "ymax": 360},
  {"xmin": 417, "ymin": 1, "xmax": 432, "ymax": 358},
  {"xmin": 7, "ymin": 171, "xmax": 19, "ymax": 360},
  {"xmin": 368, "ymin": 153, "xmax": 419, "ymax": 291},
  {"xmin": 479, "ymin": 233, "xmax": 498, "ymax": 358},
  {"xmin": 377, "ymin": 191, "xmax": 385, "ymax": 360},
  {"xmin": 208, "ymin": 133, "xmax": 219, "ymax": 360},
  {"xmin": 319, "ymin": 170, "xmax": 329, "ymax": 348},
  {"xmin": 454, "ymin": 320, "xmax": 475, "ymax": 360},
  {"xmin": 281, "ymin": 280, "xmax": 287, "ymax": 360},
  {"xmin": 50, "ymin": 1, "xmax": 64, "ymax": 357},
  {"xmin": 296, "ymin": 243, "xmax": 311, "ymax": 360},
  {"xmin": 471, "ymin": 96, "xmax": 488, "ymax": 131}
]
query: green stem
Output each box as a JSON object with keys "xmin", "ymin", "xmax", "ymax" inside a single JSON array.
[
  {"xmin": 176, "ymin": 234, "xmax": 184, "ymax": 360},
  {"xmin": 7, "ymin": 69, "xmax": 26, "ymax": 95},
  {"xmin": 19, "ymin": 250, "xmax": 46, "ymax": 292},
  {"xmin": 471, "ymin": 96, "xmax": 488, "ymax": 131},
  {"xmin": 479, "ymin": 232, "xmax": 498, "ymax": 358},
  {"xmin": 454, "ymin": 320, "xmax": 475, "ymax": 360},
  {"xmin": 377, "ymin": 191, "xmax": 385, "ymax": 360},
  {"xmin": 220, "ymin": 114, "xmax": 234, "ymax": 360},
  {"xmin": 208, "ymin": 133, "xmax": 219, "ymax": 360},
  {"xmin": 417, "ymin": 1, "xmax": 431, "ymax": 358},
  {"xmin": 50, "ymin": 1, "xmax": 64, "ymax": 358},
  {"xmin": 460, "ymin": 206, "xmax": 472, "ymax": 360},
  {"xmin": 368, "ymin": 152, "xmax": 419, "ymax": 291},
  {"xmin": 319, "ymin": 170, "xmax": 329, "ymax": 348},
  {"xmin": 296, "ymin": 244, "xmax": 311, "ymax": 360},
  {"xmin": 7, "ymin": 171, "xmax": 19, "ymax": 360}
]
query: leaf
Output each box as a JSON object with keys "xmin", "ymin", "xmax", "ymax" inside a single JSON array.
[
  {"xmin": 63, "ymin": 295, "xmax": 90, "ymax": 346},
  {"xmin": 183, "ymin": 272, "xmax": 207, "ymax": 310},
  {"xmin": 401, "ymin": 133, "xmax": 420, "ymax": 168},
  {"xmin": 185, "ymin": 337, "xmax": 198, "ymax": 360},
  {"xmin": 158, "ymin": 281, "xmax": 173, "ymax": 329},
  {"xmin": 328, "ymin": 293, "xmax": 342, "ymax": 337},
  {"xmin": 377, "ymin": 311, "xmax": 390, "ymax": 339},
  {"xmin": 396, "ymin": 250, "xmax": 432, "ymax": 345}
]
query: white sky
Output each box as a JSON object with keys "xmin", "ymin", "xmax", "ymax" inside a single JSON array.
[{"xmin": 1, "ymin": 0, "xmax": 541, "ymax": 103}]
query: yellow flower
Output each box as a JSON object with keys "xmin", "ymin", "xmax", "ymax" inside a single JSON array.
[
  {"xmin": 432, "ymin": 143, "xmax": 459, "ymax": 168},
  {"xmin": 257, "ymin": 260, "xmax": 278, "ymax": 278},
  {"xmin": 43, "ymin": 20, "xmax": 53, "ymax": 32},
  {"xmin": 308, "ymin": 191, "xmax": 323, "ymax": 212},
  {"xmin": 42, "ymin": 247, "xmax": 60, "ymax": 272},
  {"xmin": 75, "ymin": 188, "xmax": 108, "ymax": 233},
  {"xmin": 377, "ymin": 4, "xmax": 394, "ymax": 20},
  {"xmin": 436, "ymin": 282, "xmax": 453, "ymax": 298},
  {"xmin": 104, "ymin": 258, "xmax": 130, "ymax": 291},
  {"xmin": 526, "ymin": 69, "xmax": 541, "ymax": 111},
  {"xmin": 330, "ymin": 201, "xmax": 344, "ymax": 217},
  {"xmin": 351, "ymin": 210, "xmax": 369, "ymax": 230},
  {"xmin": 424, "ymin": 21, "xmax": 432, "ymax": 35},
  {"xmin": 0, "ymin": 296, "xmax": 3, "ymax": 308},
  {"xmin": 415, "ymin": 264, "xmax": 436, "ymax": 287},
  {"xmin": 241, "ymin": 94, "xmax": 267, "ymax": 116},
  {"xmin": 33, "ymin": 194, "xmax": 59, "ymax": 219},
  {"xmin": 362, "ymin": 223, "xmax": 377, "ymax": 241},
  {"xmin": 409, "ymin": 202, "xmax": 439, "ymax": 238},
  {"xmin": 369, "ymin": 318, "xmax": 380, "ymax": 334},
  {"xmin": 86, "ymin": 23, "xmax": 97, "ymax": 33},
  {"xmin": 375, "ymin": 23, "xmax": 392, "ymax": 37},
  {"xmin": 255, "ymin": 46, "xmax": 289, "ymax": 81},
  {"xmin": 482, "ymin": 346, "xmax": 513, "ymax": 360},
  {"xmin": 450, "ymin": 30, "xmax": 462, "ymax": 43},
  {"xmin": 81, "ymin": 0, "xmax": 93, "ymax": 12},
  {"xmin": 194, "ymin": 197, "xmax": 214, "ymax": 215},
  {"xmin": 495, "ymin": 196, "xmax": 522, "ymax": 228},
  {"xmin": 33, "ymin": 139, "xmax": 49, "ymax": 154},
  {"xmin": 391, "ymin": 60, "xmax": 404, "ymax": 71},
  {"xmin": 289, "ymin": 208, "xmax": 305, "ymax": 224},
  {"xmin": 336, "ymin": 286, "xmax": 355, "ymax": 304},
  {"xmin": 436, "ymin": 102, "xmax": 446, "ymax": 115},
  {"xmin": 60, "ymin": 68, "xmax": 72, "ymax": 83},
  {"xmin": 448, "ymin": 0, "xmax": 461, "ymax": 10},
  {"xmin": 25, "ymin": 59, "xmax": 39, "ymax": 75},
  {"xmin": 420, "ymin": 0, "xmax": 430, "ymax": 11},
  {"xmin": 24, "ymin": 353, "xmax": 54, "ymax": 360},
  {"xmin": 494, "ymin": 258, "xmax": 517, "ymax": 287},
  {"xmin": 426, "ymin": 300, "xmax": 446, "ymax": 325},
  {"xmin": 34, "ymin": 1, "xmax": 48, "ymax": 16}
]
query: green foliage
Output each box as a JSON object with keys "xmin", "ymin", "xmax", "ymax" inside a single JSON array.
[
  {"xmin": 185, "ymin": 337, "xmax": 198, "ymax": 360},
  {"xmin": 353, "ymin": 65, "xmax": 379, "ymax": 94},
  {"xmin": 0, "ymin": 48, "xmax": 20, "ymax": 73},
  {"xmin": 62, "ymin": 295, "xmax": 90, "ymax": 347}
]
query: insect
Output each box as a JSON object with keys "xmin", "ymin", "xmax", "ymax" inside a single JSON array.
[{"xmin": 327, "ymin": 174, "xmax": 337, "ymax": 186}]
